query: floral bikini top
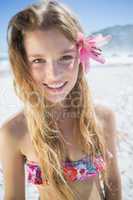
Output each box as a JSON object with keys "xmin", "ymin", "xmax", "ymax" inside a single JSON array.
[{"xmin": 26, "ymin": 153, "xmax": 106, "ymax": 185}]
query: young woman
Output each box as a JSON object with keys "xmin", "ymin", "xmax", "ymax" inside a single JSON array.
[{"xmin": 0, "ymin": 0, "xmax": 122, "ymax": 200}]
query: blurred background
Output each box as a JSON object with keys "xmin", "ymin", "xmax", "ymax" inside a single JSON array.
[{"xmin": 0, "ymin": 0, "xmax": 133, "ymax": 199}]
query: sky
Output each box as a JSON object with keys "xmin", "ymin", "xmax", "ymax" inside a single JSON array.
[{"xmin": 0, "ymin": 0, "xmax": 133, "ymax": 53}]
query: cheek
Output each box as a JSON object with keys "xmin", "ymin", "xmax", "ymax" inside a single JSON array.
[
  {"xmin": 66, "ymin": 56, "xmax": 80, "ymax": 72},
  {"xmin": 67, "ymin": 62, "xmax": 75, "ymax": 70},
  {"xmin": 30, "ymin": 69, "xmax": 43, "ymax": 83},
  {"xmin": 68, "ymin": 61, "xmax": 80, "ymax": 84},
  {"xmin": 69, "ymin": 57, "xmax": 80, "ymax": 74}
]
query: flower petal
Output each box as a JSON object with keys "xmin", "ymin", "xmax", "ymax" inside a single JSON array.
[{"xmin": 76, "ymin": 32, "xmax": 112, "ymax": 73}]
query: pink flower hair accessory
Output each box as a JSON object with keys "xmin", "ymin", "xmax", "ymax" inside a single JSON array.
[{"xmin": 76, "ymin": 32, "xmax": 112, "ymax": 73}]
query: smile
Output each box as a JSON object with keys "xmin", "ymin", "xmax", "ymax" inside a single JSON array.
[{"xmin": 43, "ymin": 81, "xmax": 68, "ymax": 93}]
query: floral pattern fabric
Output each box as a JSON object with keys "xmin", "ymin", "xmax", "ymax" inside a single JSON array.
[{"xmin": 26, "ymin": 154, "xmax": 106, "ymax": 185}]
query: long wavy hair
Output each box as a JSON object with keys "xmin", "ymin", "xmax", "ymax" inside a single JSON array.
[{"xmin": 7, "ymin": 0, "xmax": 109, "ymax": 199}]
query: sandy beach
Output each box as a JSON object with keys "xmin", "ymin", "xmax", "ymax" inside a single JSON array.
[{"xmin": 0, "ymin": 60, "xmax": 133, "ymax": 199}]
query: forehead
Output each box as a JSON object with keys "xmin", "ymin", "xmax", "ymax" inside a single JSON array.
[{"xmin": 24, "ymin": 29, "xmax": 76, "ymax": 56}]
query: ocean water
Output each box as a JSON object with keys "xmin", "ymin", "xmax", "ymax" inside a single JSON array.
[{"xmin": 0, "ymin": 60, "xmax": 133, "ymax": 199}]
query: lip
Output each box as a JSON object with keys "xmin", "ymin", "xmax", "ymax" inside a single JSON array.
[
  {"xmin": 44, "ymin": 80, "xmax": 66, "ymax": 85},
  {"xmin": 43, "ymin": 81, "xmax": 68, "ymax": 93}
]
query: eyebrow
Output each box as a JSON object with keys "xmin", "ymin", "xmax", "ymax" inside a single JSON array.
[
  {"xmin": 28, "ymin": 47, "xmax": 76, "ymax": 58},
  {"xmin": 61, "ymin": 48, "xmax": 76, "ymax": 54}
]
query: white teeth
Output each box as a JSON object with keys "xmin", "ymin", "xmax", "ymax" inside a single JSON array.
[{"xmin": 47, "ymin": 82, "xmax": 65, "ymax": 88}]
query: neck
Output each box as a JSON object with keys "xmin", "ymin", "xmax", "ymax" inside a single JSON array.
[{"xmin": 45, "ymin": 98, "xmax": 78, "ymax": 138}]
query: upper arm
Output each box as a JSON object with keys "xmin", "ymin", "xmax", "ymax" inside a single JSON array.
[
  {"xmin": 103, "ymin": 108, "xmax": 120, "ymax": 181},
  {"xmin": 100, "ymin": 106, "xmax": 122, "ymax": 199},
  {"xmin": 0, "ymin": 125, "xmax": 25, "ymax": 200},
  {"xmin": 95, "ymin": 104, "xmax": 121, "ymax": 182}
]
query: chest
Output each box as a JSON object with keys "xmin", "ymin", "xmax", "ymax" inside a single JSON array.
[
  {"xmin": 21, "ymin": 132, "xmax": 104, "ymax": 200},
  {"xmin": 20, "ymin": 128, "xmax": 85, "ymax": 163}
]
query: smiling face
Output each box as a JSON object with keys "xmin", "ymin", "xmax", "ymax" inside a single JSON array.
[{"xmin": 24, "ymin": 28, "xmax": 80, "ymax": 105}]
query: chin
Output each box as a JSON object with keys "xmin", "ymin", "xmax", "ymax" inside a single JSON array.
[
  {"xmin": 41, "ymin": 90, "xmax": 66, "ymax": 104},
  {"xmin": 46, "ymin": 95, "xmax": 66, "ymax": 105}
]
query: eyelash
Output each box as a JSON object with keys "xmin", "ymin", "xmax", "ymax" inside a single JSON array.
[
  {"xmin": 31, "ymin": 55, "xmax": 74, "ymax": 64},
  {"xmin": 60, "ymin": 55, "xmax": 74, "ymax": 61},
  {"xmin": 32, "ymin": 58, "xmax": 45, "ymax": 64}
]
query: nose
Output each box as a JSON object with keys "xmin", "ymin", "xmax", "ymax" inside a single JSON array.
[{"xmin": 45, "ymin": 60, "xmax": 62, "ymax": 81}]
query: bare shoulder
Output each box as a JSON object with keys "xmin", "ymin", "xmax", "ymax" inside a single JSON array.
[
  {"xmin": 0, "ymin": 111, "xmax": 27, "ymax": 138},
  {"xmin": 0, "ymin": 111, "xmax": 27, "ymax": 198},
  {"xmin": 94, "ymin": 103, "xmax": 115, "ymax": 122},
  {"xmin": 94, "ymin": 103, "xmax": 116, "ymax": 134},
  {"xmin": 94, "ymin": 106, "xmax": 122, "ymax": 198},
  {"xmin": 94, "ymin": 103, "xmax": 118, "ymax": 159},
  {"xmin": 0, "ymin": 110, "xmax": 28, "ymax": 153}
]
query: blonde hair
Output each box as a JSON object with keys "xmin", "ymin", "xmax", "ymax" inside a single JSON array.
[{"xmin": 7, "ymin": 0, "xmax": 109, "ymax": 199}]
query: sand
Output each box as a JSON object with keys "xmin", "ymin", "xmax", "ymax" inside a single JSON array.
[{"xmin": 0, "ymin": 60, "xmax": 133, "ymax": 199}]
